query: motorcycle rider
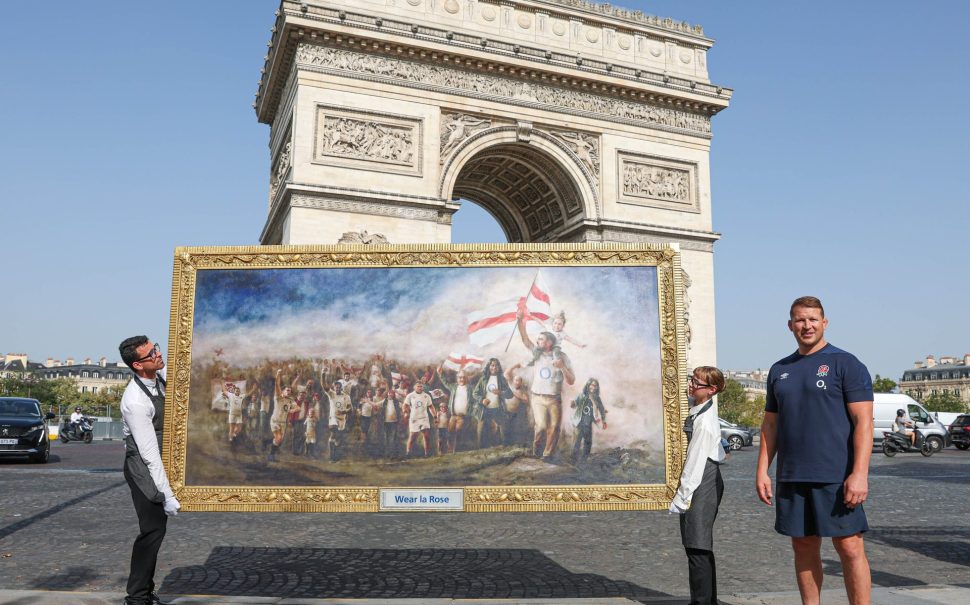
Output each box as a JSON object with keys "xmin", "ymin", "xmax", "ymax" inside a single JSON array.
[
  {"xmin": 70, "ymin": 406, "xmax": 85, "ymax": 438},
  {"xmin": 893, "ymin": 409, "xmax": 917, "ymax": 448}
]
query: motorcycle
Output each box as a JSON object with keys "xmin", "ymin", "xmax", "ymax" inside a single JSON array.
[
  {"xmin": 59, "ymin": 415, "xmax": 96, "ymax": 444},
  {"xmin": 882, "ymin": 429, "xmax": 932, "ymax": 457}
]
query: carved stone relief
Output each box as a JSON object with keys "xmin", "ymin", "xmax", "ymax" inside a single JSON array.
[
  {"xmin": 617, "ymin": 152, "xmax": 698, "ymax": 213},
  {"xmin": 295, "ymin": 44, "xmax": 711, "ymax": 136},
  {"xmin": 313, "ymin": 104, "xmax": 423, "ymax": 176},
  {"xmin": 550, "ymin": 130, "xmax": 600, "ymax": 183},
  {"xmin": 268, "ymin": 137, "xmax": 292, "ymax": 205},
  {"xmin": 440, "ymin": 112, "xmax": 492, "ymax": 161},
  {"xmin": 337, "ymin": 230, "xmax": 391, "ymax": 244}
]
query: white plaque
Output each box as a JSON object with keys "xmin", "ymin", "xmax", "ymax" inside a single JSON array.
[{"xmin": 379, "ymin": 488, "xmax": 464, "ymax": 511}]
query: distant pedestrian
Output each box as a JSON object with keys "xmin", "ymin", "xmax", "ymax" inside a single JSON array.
[
  {"xmin": 119, "ymin": 336, "xmax": 180, "ymax": 605},
  {"xmin": 670, "ymin": 366, "xmax": 726, "ymax": 605},
  {"xmin": 756, "ymin": 296, "xmax": 874, "ymax": 605}
]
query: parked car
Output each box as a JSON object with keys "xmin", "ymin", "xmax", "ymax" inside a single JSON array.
[
  {"xmin": 0, "ymin": 397, "xmax": 55, "ymax": 463},
  {"xmin": 719, "ymin": 418, "xmax": 753, "ymax": 451},
  {"xmin": 949, "ymin": 415, "xmax": 970, "ymax": 451}
]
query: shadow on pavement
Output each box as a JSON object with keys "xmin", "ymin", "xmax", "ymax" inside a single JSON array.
[
  {"xmin": 161, "ymin": 547, "xmax": 670, "ymax": 602},
  {"xmin": 0, "ymin": 480, "xmax": 126, "ymax": 540},
  {"xmin": 870, "ymin": 461, "xmax": 970, "ymax": 484},
  {"xmin": 866, "ymin": 528, "xmax": 970, "ymax": 569},
  {"xmin": 26, "ymin": 565, "xmax": 104, "ymax": 591},
  {"xmin": 821, "ymin": 558, "xmax": 927, "ymax": 588}
]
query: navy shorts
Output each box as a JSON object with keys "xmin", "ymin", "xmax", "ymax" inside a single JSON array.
[{"xmin": 775, "ymin": 482, "xmax": 869, "ymax": 538}]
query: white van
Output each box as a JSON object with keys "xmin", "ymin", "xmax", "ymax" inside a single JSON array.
[{"xmin": 872, "ymin": 393, "xmax": 950, "ymax": 451}]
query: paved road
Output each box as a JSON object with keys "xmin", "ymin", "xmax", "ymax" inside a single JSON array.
[{"xmin": 2, "ymin": 440, "xmax": 968, "ymax": 602}]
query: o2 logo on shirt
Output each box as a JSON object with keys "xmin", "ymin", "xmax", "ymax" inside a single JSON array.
[
  {"xmin": 816, "ymin": 365, "xmax": 830, "ymax": 378},
  {"xmin": 539, "ymin": 367, "xmax": 553, "ymax": 379}
]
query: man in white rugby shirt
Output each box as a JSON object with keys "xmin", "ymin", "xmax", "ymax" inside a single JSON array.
[{"xmin": 119, "ymin": 336, "xmax": 180, "ymax": 605}]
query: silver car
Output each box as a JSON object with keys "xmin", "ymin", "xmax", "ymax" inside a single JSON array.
[{"xmin": 719, "ymin": 418, "xmax": 753, "ymax": 451}]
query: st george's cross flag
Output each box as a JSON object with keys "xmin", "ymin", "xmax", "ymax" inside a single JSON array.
[
  {"xmin": 442, "ymin": 352, "xmax": 484, "ymax": 373},
  {"xmin": 466, "ymin": 271, "xmax": 552, "ymax": 347}
]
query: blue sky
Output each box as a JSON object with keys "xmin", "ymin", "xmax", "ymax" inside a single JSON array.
[{"xmin": 1, "ymin": 1, "xmax": 967, "ymax": 382}]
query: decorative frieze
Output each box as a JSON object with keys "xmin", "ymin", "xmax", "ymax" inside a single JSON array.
[
  {"xmin": 313, "ymin": 104, "xmax": 423, "ymax": 176},
  {"xmin": 295, "ymin": 44, "xmax": 711, "ymax": 137},
  {"xmin": 617, "ymin": 151, "xmax": 698, "ymax": 213},
  {"xmin": 290, "ymin": 193, "xmax": 443, "ymax": 223}
]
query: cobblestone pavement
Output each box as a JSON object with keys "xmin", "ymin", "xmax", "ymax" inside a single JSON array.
[{"xmin": 2, "ymin": 441, "xmax": 969, "ymax": 603}]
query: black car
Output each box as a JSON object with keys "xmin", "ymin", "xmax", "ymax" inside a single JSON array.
[
  {"xmin": 0, "ymin": 397, "xmax": 55, "ymax": 463},
  {"xmin": 949, "ymin": 414, "xmax": 970, "ymax": 450}
]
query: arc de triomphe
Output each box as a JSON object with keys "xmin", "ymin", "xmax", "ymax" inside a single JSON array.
[{"xmin": 255, "ymin": 0, "xmax": 732, "ymax": 366}]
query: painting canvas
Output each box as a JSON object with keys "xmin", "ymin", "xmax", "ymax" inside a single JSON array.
[{"xmin": 165, "ymin": 244, "xmax": 689, "ymax": 512}]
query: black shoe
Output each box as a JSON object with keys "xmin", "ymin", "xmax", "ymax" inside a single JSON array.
[{"xmin": 150, "ymin": 592, "xmax": 173, "ymax": 605}]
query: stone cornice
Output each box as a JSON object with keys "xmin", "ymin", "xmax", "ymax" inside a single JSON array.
[
  {"xmin": 260, "ymin": 185, "xmax": 457, "ymax": 245},
  {"xmin": 254, "ymin": 3, "xmax": 731, "ymax": 125},
  {"xmin": 529, "ymin": 0, "xmax": 706, "ymax": 39}
]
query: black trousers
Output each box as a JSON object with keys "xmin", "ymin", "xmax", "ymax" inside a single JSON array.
[
  {"xmin": 125, "ymin": 472, "xmax": 167, "ymax": 603},
  {"xmin": 686, "ymin": 548, "xmax": 718, "ymax": 605},
  {"xmin": 573, "ymin": 423, "xmax": 593, "ymax": 460}
]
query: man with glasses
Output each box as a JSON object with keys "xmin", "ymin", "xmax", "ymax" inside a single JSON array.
[
  {"xmin": 756, "ymin": 297, "xmax": 874, "ymax": 605},
  {"xmin": 118, "ymin": 336, "xmax": 180, "ymax": 605}
]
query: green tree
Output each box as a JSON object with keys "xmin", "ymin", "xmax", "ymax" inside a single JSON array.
[
  {"xmin": 0, "ymin": 374, "xmax": 77, "ymax": 408},
  {"xmin": 872, "ymin": 374, "xmax": 897, "ymax": 393},
  {"xmin": 717, "ymin": 379, "xmax": 765, "ymax": 427},
  {"xmin": 922, "ymin": 392, "xmax": 968, "ymax": 414},
  {"xmin": 76, "ymin": 384, "xmax": 126, "ymax": 418},
  {"xmin": 718, "ymin": 379, "xmax": 746, "ymax": 406}
]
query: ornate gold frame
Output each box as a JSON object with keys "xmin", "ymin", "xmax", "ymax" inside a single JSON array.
[{"xmin": 164, "ymin": 243, "xmax": 689, "ymax": 512}]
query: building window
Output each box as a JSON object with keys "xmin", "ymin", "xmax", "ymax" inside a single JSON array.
[
  {"xmin": 943, "ymin": 389, "xmax": 949, "ymax": 395},
  {"xmin": 92, "ymin": 387, "xmax": 98, "ymax": 394},
  {"xmin": 956, "ymin": 389, "xmax": 961, "ymax": 397},
  {"xmin": 82, "ymin": 371, "xmax": 89, "ymax": 378},
  {"xmin": 92, "ymin": 372, "xmax": 99, "ymax": 378},
  {"xmin": 81, "ymin": 386, "xmax": 87, "ymax": 393}
]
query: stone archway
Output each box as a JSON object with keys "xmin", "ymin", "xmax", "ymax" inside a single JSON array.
[
  {"xmin": 254, "ymin": 0, "xmax": 732, "ymax": 366},
  {"xmin": 441, "ymin": 126, "xmax": 596, "ymax": 243}
]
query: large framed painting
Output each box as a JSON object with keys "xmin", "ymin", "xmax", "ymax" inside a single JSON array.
[{"xmin": 164, "ymin": 243, "xmax": 690, "ymax": 512}]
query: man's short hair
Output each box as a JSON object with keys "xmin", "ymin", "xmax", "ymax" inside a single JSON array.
[
  {"xmin": 119, "ymin": 335, "xmax": 149, "ymax": 367},
  {"xmin": 694, "ymin": 366, "xmax": 726, "ymax": 393},
  {"xmin": 790, "ymin": 296, "xmax": 824, "ymax": 318}
]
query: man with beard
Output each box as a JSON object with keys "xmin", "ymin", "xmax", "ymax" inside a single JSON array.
[
  {"xmin": 472, "ymin": 358, "xmax": 514, "ymax": 448},
  {"xmin": 504, "ymin": 364, "xmax": 531, "ymax": 446},
  {"xmin": 570, "ymin": 378, "xmax": 608, "ymax": 462},
  {"xmin": 516, "ymin": 305, "xmax": 575, "ymax": 460},
  {"xmin": 437, "ymin": 364, "xmax": 476, "ymax": 454},
  {"xmin": 379, "ymin": 388, "xmax": 403, "ymax": 459}
]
